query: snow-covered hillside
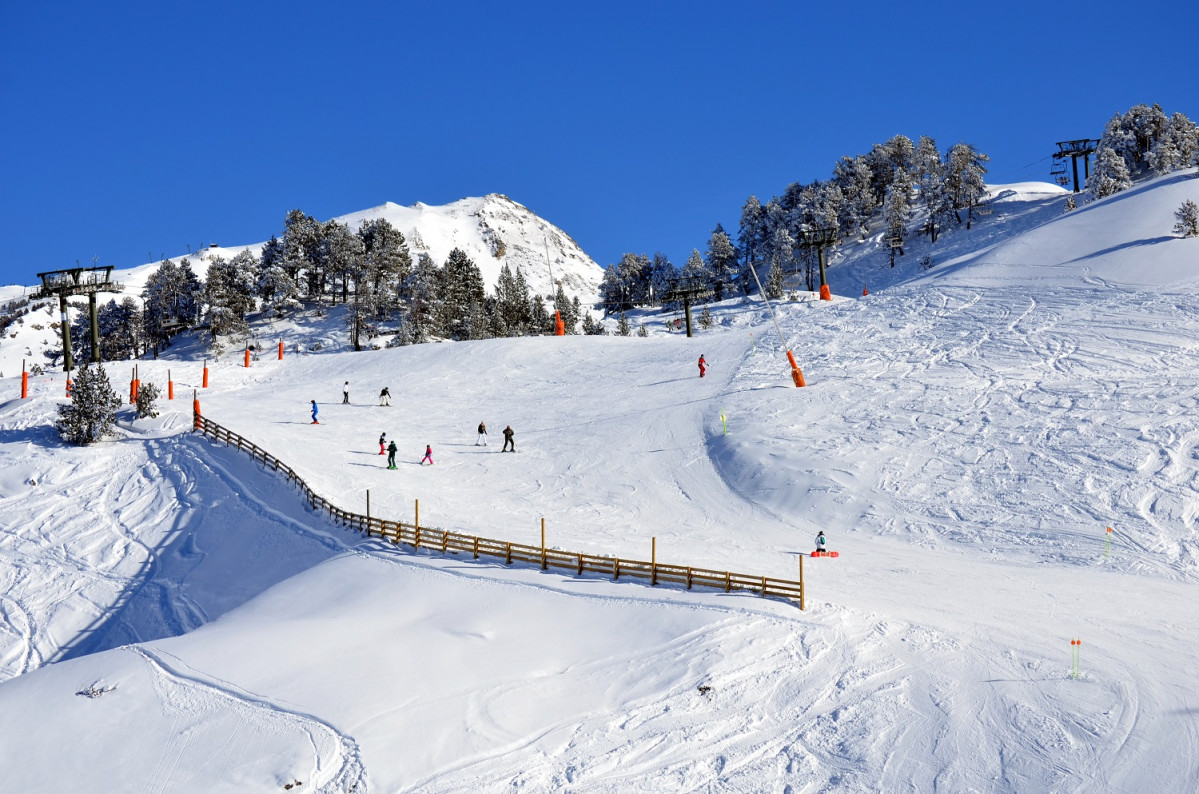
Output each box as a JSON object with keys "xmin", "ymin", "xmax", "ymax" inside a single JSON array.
[
  {"xmin": 0, "ymin": 193, "xmax": 603, "ymax": 377},
  {"xmin": 1, "ymin": 170, "xmax": 1198, "ymax": 791}
]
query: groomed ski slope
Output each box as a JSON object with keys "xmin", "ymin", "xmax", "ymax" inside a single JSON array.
[{"xmin": 0, "ymin": 174, "xmax": 1198, "ymax": 791}]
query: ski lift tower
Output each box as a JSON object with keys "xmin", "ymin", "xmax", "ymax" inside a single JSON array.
[
  {"xmin": 34, "ymin": 265, "xmax": 124, "ymax": 371},
  {"xmin": 662, "ymin": 276, "xmax": 713, "ymax": 338},
  {"xmin": 1053, "ymin": 139, "xmax": 1099, "ymax": 193},
  {"xmin": 798, "ymin": 227, "xmax": 838, "ymax": 300}
]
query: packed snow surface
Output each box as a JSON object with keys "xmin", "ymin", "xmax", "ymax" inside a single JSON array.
[{"xmin": 1, "ymin": 172, "xmax": 1198, "ymax": 791}]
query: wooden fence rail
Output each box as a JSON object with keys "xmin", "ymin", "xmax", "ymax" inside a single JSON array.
[{"xmin": 193, "ymin": 413, "xmax": 804, "ymax": 608}]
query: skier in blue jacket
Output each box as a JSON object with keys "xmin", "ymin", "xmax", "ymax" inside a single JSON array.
[{"xmin": 311, "ymin": 400, "xmax": 319, "ymax": 424}]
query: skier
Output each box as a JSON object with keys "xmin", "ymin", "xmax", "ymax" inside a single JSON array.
[
  {"xmin": 815, "ymin": 531, "xmax": 827, "ymax": 554},
  {"xmin": 387, "ymin": 439, "xmax": 397, "ymax": 469},
  {"xmin": 379, "ymin": 432, "xmax": 387, "ymax": 455},
  {"xmin": 698, "ymin": 354, "xmax": 707, "ymax": 378},
  {"xmin": 310, "ymin": 400, "xmax": 319, "ymax": 424},
  {"xmin": 502, "ymin": 424, "xmax": 515, "ymax": 453},
  {"xmin": 342, "ymin": 381, "xmax": 350, "ymax": 404},
  {"xmin": 379, "ymin": 387, "xmax": 391, "ymax": 406},
  {"xmin": 421, "ymin": 444, "xmax": 434, "ymax": 465},
  {"xmin": 476, "ymin": 421, "xmax": 488, "ymax": 446}
]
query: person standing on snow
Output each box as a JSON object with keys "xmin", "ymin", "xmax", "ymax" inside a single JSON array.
[
  {"xmin": 379, "ymin": 387, "xmax": 391, "ymax": 406},
  {"xmin": 815, "ymin": 531, "xmax": 827, "ymax": 554},
  {"xmin": 476, "ymin": 421, "xmax": 488, "ymax": 446},
  {"xmin": 387, "ymin": 439, "xmax": 398, "ymax": 469},
  {"xmin": 310, "ymin": 400, "xmax": 319, "ymax": 424},
  {"xmin": 421, "ymin": 444, "xmax": 434, "ymax": 465},
  {"xmin": 501, "ymin": 425, "xmax": 515, "ymax": 452},
  {"xmin": 698, "ymin": 355, "xmax": 707, "ymax": 378},
  {"xmin": 379, "ymin": 432, "xmax": 387, "ymax": 455},
  {"xmin": 343, "ymin": 381, "xmax": 350, "ymax": 404}
]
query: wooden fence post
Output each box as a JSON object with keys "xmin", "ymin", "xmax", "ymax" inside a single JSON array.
[
  {"xmin": 651, "ymin": 537, "xmax": 657, "ymax": 586},
  {"xmin": 366, "ymin": 490, "xmax": 370, "ymax": 536},
  {"xmin": 414, "ymin": 499, "xmax": 420, "ymax": 548},
  {"xmin": 541, "ymin": 518, "xmax": 546, "ymax": 570},
  {"xmin": 799, "ymin": 556, "xmax": 805, "ymax": 611}
]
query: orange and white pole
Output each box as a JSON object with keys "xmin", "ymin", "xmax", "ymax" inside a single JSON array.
[
  {"xmin": 21, "ymin": 359, "xmax": 28, "ymax": 399},
  {"xmin": 278, "ymin": 340, "xmax": 284, "ymax": 360},
  {"xmin": 202, "ymin": 359, "xmax": 209, "ymax": 388},
  {"xmin": 168, "ymin": 369, "xmax": 174, "ymax": 400}
]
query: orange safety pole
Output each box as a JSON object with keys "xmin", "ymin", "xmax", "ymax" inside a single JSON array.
[
  {"xmin": 192, "ymin": 389, "xmax": 201, "ymax": 429},
  {"xmin": 65, "ymin": 370, "xmax": 73, "ymax": 398},
  {"xmin": 130, "ymin": 366, "xmax": 140, "ymax": 403},
  {"xmin": 554, "ymin": 312, "xmax": 564, "ymax": 336},
  {"xmin": 819, "ymin": 284, "xmax": 832, "ymax": 301},
  {"xmin": 278, "ymin": 340, "xmax": 284, "ymax": 360},
  {"xmin": 168, "ymin": 369, "xmax": 174, "ymax": 400},
  {"xmin": 244, "ymin": 347, "xmax": 250, "ymax": 368},
  {"xmin": 786, "ymin": 350, "xmax": 807, "ymax": 388},
  {"xmin": 862, "ymin": 283, "xmax": 868, "ymax": 296},
  {"xmin": 202, "ymin": 359, "xmax": 209, "ymax": 388},
  {"xmin": 21, "ymin": 359, "xmax": 28, "ymax": 399}
]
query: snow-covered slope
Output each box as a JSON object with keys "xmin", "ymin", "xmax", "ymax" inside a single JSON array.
[{"xmin": 2, "ymin": 171, "xmax": 1199, "ymax": 791}]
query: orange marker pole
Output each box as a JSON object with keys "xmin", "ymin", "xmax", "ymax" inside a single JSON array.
[
  {"xmin": 65, "ymin": 370, "xmax": 73, "ymax": 398},
  {"xmin": 863, "ymin": 283, "xmax": 868, "ymax": 296},
  {"xmin": 130, "ymin": 366, "xmax": 139, "ymax": 403},
  {"xmin": 244, "ymin": 347, "xmax": 250, "ymax": 368},
  {"xmin": 202, "ymin": 359, "xmax": 209, "ymax": 388},
  {"xmin": 168, "ymin": 369, "xmax": 174, "ymax": 400},
  {"xmin": 819, "ymin": 284, "xmax": 832, "ymax": 301},
  {"xmin": 278, "ymin": 340, "xmax": 284, "ymax": 360},
  {"xmin": 786, "ymin": 350, "xmax": 807, "ymax": 388},
  {"xmin": 21, "ymin": 359, "xmax": 28, "ymax": 399},
  {"xmin": 192, "ymin": 389, "xmax": 201, "ymax": 430}
]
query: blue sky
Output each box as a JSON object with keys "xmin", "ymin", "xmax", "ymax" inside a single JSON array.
[{"xmin": 2, "ymin": 0, "xmax": 1196, "ymax": 288}]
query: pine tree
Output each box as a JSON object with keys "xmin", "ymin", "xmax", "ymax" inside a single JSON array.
[
  {"xmin": 1089, "ymin": 147, "xmax": 1133, "ymax": 199},
  {"xmin": 884, "ymin": 171, "xmax": 913, "ymax": 266},
  {"xmin": 1149, "ymin": 113, "xmax": 1199, "ymax": 175},
  {"xmin": 203, "ymin": 255, "xmax": 256, "ymax": 339},
  {"xmin": 765, "ymin": 257, "xmax": 784, "ymax": 299},
  {"xmin": 944, "ymin": 142, "xmax": 990, "ymax": 225},
  {"xmin": 648, "ymin": 252, "xmax": 676, "ymax": 304},
  {"xmin": 492, "ymin": 263, "xmax": 532, "ymax": 336},
  {"xmin": 279, "ymin": 210, "xmax": 324, "ymax": 301},
  {"xmin": 440, "ymin": 248, "xmax": 486, "ymax": 340},
  {"xmin": 1174, "ymin": 200, "xmax": 1199, "ymax": 238},
  {"xmin": 705, "ymin": 223, "xmax": 737, "ymax": 301},
  {"xmin": 135, "ymin": 381, "xmax": 160, "ymax": 418},
  {"xmin": 616, "ymin": 311, "xmax": 631, "ymax": 336},
  {"xmin": 832, "ymin": 155, "xmax": 876, "ymax": 238},
  {"xmin": 581, "ymin": 312, "xmax": 605, "ymax": 335},
  {"xmin": 405, "ymin": 253, "xmax": 443, "ymax": 341},
  {"xmin": 56, "ymin": 362, "xmax": 121, "ymax": 444},
  {"xmin": 914, "ymin": 136, "xmax": 949, "ymax": 241},
  {"xmin": 258, "ymin": 236, "xmax": 301, "ymax": 315}
]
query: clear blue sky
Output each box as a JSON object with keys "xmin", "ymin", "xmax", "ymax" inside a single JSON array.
[{"xmin": 2, "ymin": 0, "xmax": 1196, "ymax": 288}]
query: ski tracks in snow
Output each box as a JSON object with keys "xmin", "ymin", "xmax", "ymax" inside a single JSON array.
[{"xmin": 129, "ymin": 645, "xmax": 367, "ymax": 793}]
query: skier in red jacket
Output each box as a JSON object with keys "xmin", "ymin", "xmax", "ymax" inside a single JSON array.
[{"xmin": 698, "ymin": 355, "xmax": 707, "ymax": 378}]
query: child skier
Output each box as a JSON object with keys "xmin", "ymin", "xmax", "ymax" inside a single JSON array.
[
  {"xmin": 387, "ymin": 440, "xmax": 397, "ymax": 469},
  {"xmin": 698, "ymin": 355, "xmax": 707, "ymax": 378},
  {"xmin": 379, "ymin": 432, "xmax": 387, "ymax": 455},
  {"xmin": 343, "ymin": 381, "xmax": 350, "ymax": 404},
  {"xmin": 421, "ymin": 444, "xmax": 434, "ymax": 465},
  {"xmin": 310, "ymin": 400, "xmax": 319, "ymax": 424},
  {"xmin": 815, "ymin": 531, "xmax": 827, "ymax": 554},
  {"xmin": 476, "ymin": 421, "xmax": 488, "ymax": 446}
]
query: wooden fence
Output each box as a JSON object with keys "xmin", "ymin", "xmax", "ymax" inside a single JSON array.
[{"xmin": 192, "ymin": 412, "xmax": 805, "ymax": 608}]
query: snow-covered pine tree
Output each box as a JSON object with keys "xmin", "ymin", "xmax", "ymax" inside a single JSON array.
[
  {"xmin": 705, "ymin": 224, "xmax": 737, "ymax": 301},
  {"xmin": 56, "ymin": 362, "xmax": 121, "ymax": 445},
  {"xmin": 1065, "ymin": 195, "xmax": 1076, "ymax": 212},
  {"xmin": 358, "ymin": 218, "xmax": 411, "ymax": 321},
  {"xmin": 72, "ymin": 297, "xmax": 144, "ymax": 363},
  {"xmin": 648, "ymin": 253, "xmax": 677, "ymax": 305},
  {"xmin": 1088, "ymin": 147, "xmax": 1133, "ymax": 199},
  {"xmin": 914, "ymin": 136, "xmax": 949, "ymax": 242},
  {"xmin": 615, "ymin": 253, "xmax": 651, "ymax": 306},
  {"xmin": 944, "ymin": 142, "xmax": 990, "ymax": 226},
  {"xmin": 883, "ymin": 170, "xmax": 913, "ymax": 266},
  {"xmin": 1149, "ymin": 113, "xmax": 1199, "ymax": 175},
  {"xmin": 616, "ymin": 311, "xmax": 631, "ymax": 336},
  {"xmin": 279, "ymin": 210, "xmax": 324, "ymax": 301},
  {"xmin": 765, "ymin": 256, "xmax": 784, "ymax": 299},
  {"xmin": 681, "ymin": 248, "xmax": 710, "ymax": 285},
  {"xmin": 528, "ymin": 295, "xmax": 550, "ymax": 334},
  {"xmin": 832, "ymin": 155, "xmax": 876, "ymax": 239},
  {"xmin": 258, "ymin": 235, "xmax": 301, "ymax": 316},
  {"xmin": 203, "ymin": 254, "xmax": 257, "ymax": 339},
  {"xmin": 737, "ymin": 195, "xmax": 765, "ymax": 287},
  {"xmin": 1174, "ymin": 200, "xmax": 1199, "ymax": 237},
  {"xmin": 581, "ymin": 312, "xmax": 605, "ymax": 335},
  {"xmin": 135, "ymin": 381, "xmax": 160, "ymax": 419}
]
